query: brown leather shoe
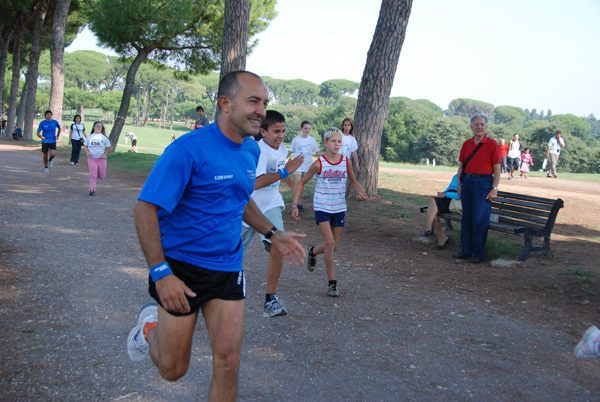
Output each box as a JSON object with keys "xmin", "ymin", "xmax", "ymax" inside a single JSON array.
[{"xmin": 452, "ymin": 253, "xmax": 471, "ymax": 259}]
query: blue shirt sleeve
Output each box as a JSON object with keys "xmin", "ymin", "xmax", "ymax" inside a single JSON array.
[{"xmin": 443, "ymin": 175, "xmax": 460, "ymax": 199}]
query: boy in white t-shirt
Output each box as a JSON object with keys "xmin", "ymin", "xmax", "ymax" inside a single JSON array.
[
  {"xmin": 287, "ymin": 121, "xmax": 322, "ymax": 212},
  {"xmin": 241, "ymin": 111, "xmax": 304, "ymax": 317}
]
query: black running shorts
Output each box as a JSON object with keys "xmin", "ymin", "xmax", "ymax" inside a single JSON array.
[
  {"xmin": 148, "ymin": 257, "xmax": 246, "ymax": 317},
  {"xmin": 41, "ymin": 142, "xmax": 57, "ymax": 153}
]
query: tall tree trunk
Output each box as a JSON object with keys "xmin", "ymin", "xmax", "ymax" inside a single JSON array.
[
  {"xmin": 170, "ymin": 97, "xmax": 175, "ymax": 130},
  {"xmin": 76, "ymin": 104, "xmax": 84, "ymax": 121},
  {"xmin": 141, "ymin": 87, "xmax": 148, "ymax": 124},
  {"xmin": 48, "ymin": 0, "xmax": 72, "ymax": 126},
  {"xmin": 143, "ymin": 85, "xmax": 152, "ymax": 127},
  {"xmin": 0, "ymin": 25, "xmax": 16, "ymax": 116},
  {"xmin": 163, "ymin": 91, "xmax": 168, "ymax": 129},
  {"xmin": 108, "ymin": 49, "xmax": 152, "ymax": 150},
  {"xmin": 135, "ymin": 85, "xmax": 141, "ymax": 126},
  {"xmin": 355, "ymin": 0, "xmax": 413, "ymax": 196},
  {"xmin": 220, "ymin": 0, "xmax": 249, "ymax": 79},
  {"xmin": 23, "ymin": 0, "xmax": 52, "ymax": 140},
  {"xmin": 6, "ymin": 27, "xmax": 24, "ymax": 135},
  {"xmin": 16, "ymin": 84, "xmax": 28, "ymax": 133}
]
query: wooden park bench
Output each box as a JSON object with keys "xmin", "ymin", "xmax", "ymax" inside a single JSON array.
[{"xmin": 420, "ymin": 191, "xmax": 564, "ymax": 261}]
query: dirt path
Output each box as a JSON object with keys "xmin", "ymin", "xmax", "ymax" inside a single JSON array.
[{"xmin": 1, "ymin": 139, "xmax": 598, "ymax": 401}]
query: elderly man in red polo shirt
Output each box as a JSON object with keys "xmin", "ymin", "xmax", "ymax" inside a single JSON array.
[{"xmin": 454, "ymin": 114, "xmax": 501, "ymax": 263}]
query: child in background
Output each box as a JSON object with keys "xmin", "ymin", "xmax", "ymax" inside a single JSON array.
[
  {"xmin": 292, "ymin": 127, "xmax": 368, "ymax": 298},
  {"xmin": 519, "ymin": 147, "xmax": 534, "ymax": 179},
  {"xmin": 340, "ymin": 118, "xmax": 359, "ymax": 173},
  {"xmin": 287, "ymin": 121, "xmax": 322, "ymax": 212},
  {"xmin": 125, "ymin": 132, "xmax": 138, "ymax": 152},
  {"xmin": 84, "ymin": 121, "xmax": 111, "ymax": 196}
]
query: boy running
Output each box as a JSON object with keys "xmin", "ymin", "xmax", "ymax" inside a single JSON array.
[
  {"xmin": 242, "ymin": 110, "xmax": 304, "ymax": 317},
  {"xmin": 287, "ymin": 120, "xmax": 322, "ymax": 212},
  {"xmin": 291, "ymin": 127, "xmax": 368, "ymax": 297}
]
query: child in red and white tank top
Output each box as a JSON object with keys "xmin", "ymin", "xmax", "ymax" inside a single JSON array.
[{"xmin": 291, "ymin": 127, "xmax": 367, "ymax": 298}]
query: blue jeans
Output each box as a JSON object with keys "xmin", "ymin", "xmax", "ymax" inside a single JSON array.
[
  {"xmin": 70, "ymin": 140, "xmax": 83, "ymax": 164},
  {"xmin": 460, "ymin": 176, "xmax": 492, "ymax": 259}
]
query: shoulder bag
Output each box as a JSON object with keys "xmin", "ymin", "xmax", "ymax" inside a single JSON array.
[{"xmin": 459, "ymin": 142, "xmax": 485, "ymax": 183}]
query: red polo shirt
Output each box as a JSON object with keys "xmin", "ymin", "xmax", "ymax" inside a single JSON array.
[
  {"xmin": 459, "ymin": 135, "xmax": 501, "ymax": 174},
  {"xmin": 499, "ymin": 143, "xmax": 508, "ymax": 157}
]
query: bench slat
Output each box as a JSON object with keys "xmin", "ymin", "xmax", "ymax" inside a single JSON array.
[
  {"xmin": 496, "ymin": 191, "xmax": 558, "ymax": 205},
  {"xmin": 492, "ymin": 203, "xmax": 551, "ymax": 218},
  {"xmin": 493, "ymin": 209, "xmax": 550, "ymax": 225},
  {"xmin": 493, "ymin": 197, "xmax": 554, "ymax": 211}
]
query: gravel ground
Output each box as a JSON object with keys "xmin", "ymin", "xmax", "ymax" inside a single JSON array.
[{"xmin": 1, "ymin": 140, "xmax": 598, "ymax": 401}]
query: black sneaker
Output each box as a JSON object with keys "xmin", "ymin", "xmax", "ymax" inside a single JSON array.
[
  {"xmin": 297, "ymin": 204, "xmax": 307, "ymax": 213},
  {"xmin": 307, "ymin": 245, "xmax": 316, "ymax": 272}
]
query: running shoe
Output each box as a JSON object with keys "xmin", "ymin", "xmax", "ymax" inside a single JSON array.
[
  {"xmin": 573, "ymin": 325, "xmax": 600, "ymax": 358},
  {"xmin": 327, "ymin": 283, "xmax": 340, "ymax": 298},
  {"xmin": 263, "ymin": 295, "xmax": 288, "ymax": 317},
  {"xmin": 307, "ymin": 245, "xmax": 316, "ymax": 272},
  {"xmin": 70, "ymin": 162, "xmax": 75, "ymax": 165},
  {"xmin": 297, "ymin": 204, "xmax": 307, "ymax": 213},
  {"xmin": 44, "ymin": 168, "xmax": 49, "ymax": 173},
  {"xmin": 49, "ymin": 160, "xmax": 53, "ymax": 168},
  {"xmin": 127, "ymin": 303, "xmax": 158, "ymax": 362}
]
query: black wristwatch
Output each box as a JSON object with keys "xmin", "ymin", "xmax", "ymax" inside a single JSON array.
[{"xmin": 264, "ymin": 226, "xmax": 278, "ymax": 239}]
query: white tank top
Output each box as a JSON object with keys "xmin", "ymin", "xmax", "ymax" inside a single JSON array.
[{"xmin": 314, "ymin": 155, "xmax": 348, "ymax": 213}]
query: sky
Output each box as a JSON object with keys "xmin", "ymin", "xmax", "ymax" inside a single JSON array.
[{"xmin": 66, "ymin": 0, "xmax": 600, "ymax": 118}]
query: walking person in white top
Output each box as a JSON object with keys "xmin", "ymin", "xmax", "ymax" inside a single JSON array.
[
  {"xmin": 83, "ymin": 121, "xmax": 111, "ymax": 196},
  {"xmin": 69, "ymin": 115, "xmax": 87, "ymax": 165},
  {"xmin": 291, "ymin": 127, "xmax": 367, "ymax": 297},
  {"xmin": 507, "ymin": 133, "xmax": 521, "ymax": 180},
  {"xmin": 287, "ymin": 120, "xmax": 322, "ymax": 212},
  {"xmin": 546, "ymin": 130, "xmax": 566, "ymax": 178},
  {"xmin": 241, "ymin": 111, "xmax": 304, "ymax": 317}
]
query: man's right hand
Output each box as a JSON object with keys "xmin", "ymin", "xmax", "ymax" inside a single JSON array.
[
  {"xmin": 285, "ymin": 155, "xmax": 304, "ymax": 175},
  {"xmin": 155, "ymin": 275, "xmax": 197, "ymax": 314}
]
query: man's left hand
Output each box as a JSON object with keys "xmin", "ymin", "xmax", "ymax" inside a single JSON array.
[{"xmin": 486, "ymin": 189, "xmax": 498, "ymax": 201}]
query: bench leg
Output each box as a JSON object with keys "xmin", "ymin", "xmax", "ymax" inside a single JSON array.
[
  {"xmin": 518, "ymin": 235, "xmax": 534, "ymax": 262},
  {"xmin": 443, "ymin": 219, "xmax": 453, "ymax": 231},
  {"xmin": 543, "ymin": 236, "xmax": 553, "ymax": 257}
]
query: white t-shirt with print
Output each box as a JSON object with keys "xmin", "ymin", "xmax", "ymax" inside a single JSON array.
[
  {"xmin": 340, "ymin": 133, "xmax": 358, "ymax": 159},
  {"xmin": 249, "ymin": 139, "xmax": 288, "ymax": 214},
  {"xmin": 84, "ymin": 133, "xmax": 111, "ymax": 159},
  {"xmin": 289, "ymin": 135, "xmax": 320, "ymax": 173}
]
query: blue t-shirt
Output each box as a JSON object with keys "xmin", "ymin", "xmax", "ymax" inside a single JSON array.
[
  {"xmin": 37, "ymin": 119, "xmax": 61, "ymax": 143},
  {"xmin": 138, "ymin": 122, "xmax": 259, "ymax": 272}
]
